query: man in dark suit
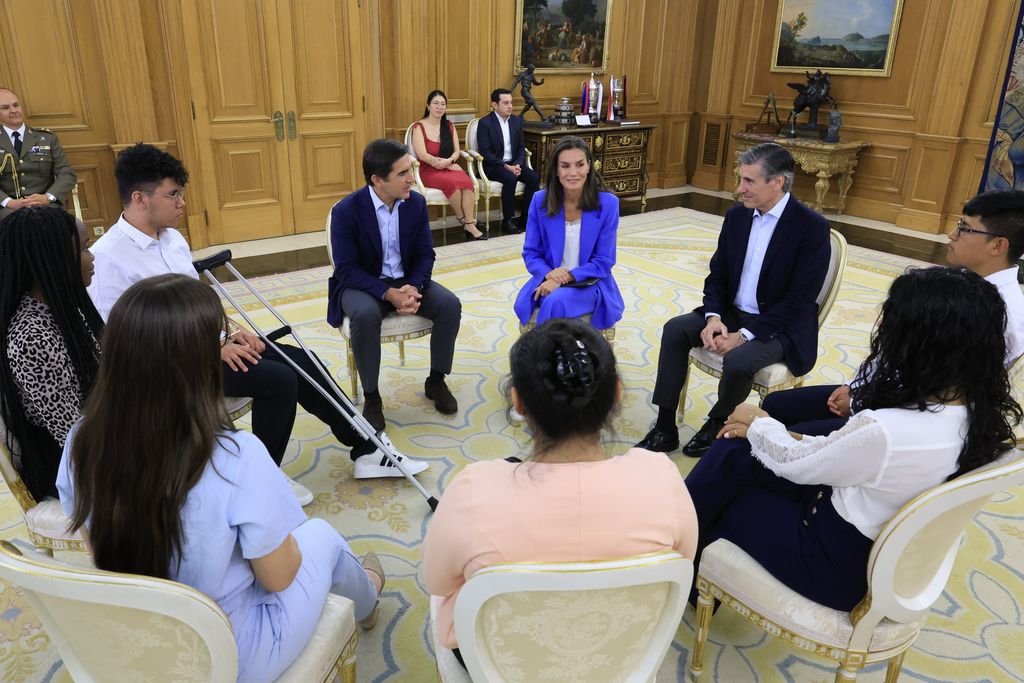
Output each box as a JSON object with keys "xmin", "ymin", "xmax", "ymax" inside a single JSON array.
[
  {"xmin": 637, "ymin": 143, "xmax": 830, "ymax": 457},
  {"xmin": 0, "ymin": 88, "xmax": 77, "ymax": 219},
  {"xmin": 476, "ymin": 88, "xmax": 540, "ymax": 234},
  {"xmin": 328, "ymin": 138, "xmax": 463, "ymax": 430}
]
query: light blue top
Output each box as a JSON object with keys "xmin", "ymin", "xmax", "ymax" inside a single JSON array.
[
  {"xmin": 369, "ymin": 187, "xmax": 405, "ymax": 280},
  {"xmin": 56, "ymin": 427, "xmax": 307, "ymax": 643}
]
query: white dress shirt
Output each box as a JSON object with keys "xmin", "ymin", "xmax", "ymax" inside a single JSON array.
[
  {"xmin": 560, "ymin": 218, "xmax": 582, "ymax": 270},
  {"xmin": 748, "ymin": 404, "xmax": 966, "ymax": 539},
  {"xmin": 497, "ymin": 114, "xmax": 513, "ymax": 163},
  {"xmin": 706, "ymin": 192, "xmax": 790, "ymax": 340},
  {"xmin": 87, "ymin": 214, "xmax": 198, "ymax": 320},
  {"xmin": 985, "ymin": 265, "xmax": 1024, "ymax": 364},
  {"xmin": 369, "ymin": 187, "xmax": 405, "ymax": 282},
  {"xmin": 1, "ymin": 124, "xmax": 27, "ymax": 207}
]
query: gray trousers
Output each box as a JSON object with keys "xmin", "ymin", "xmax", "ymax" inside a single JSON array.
[
  {"xmin": 340, "ymin": 279, "xmax": 461, "ymax": 394},
  {"xmin": 652, "ymin": 310, "xmax": 785, "ymax": 421}
]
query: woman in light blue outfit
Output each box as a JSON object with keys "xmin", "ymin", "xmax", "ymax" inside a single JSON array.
[
  {"xmin": 514, "ymin": 136, "xmax": 624, "ymax": 330},
  {"xmin": 56, "ymin": 274, "xmax": 384, "ymax": 683}
]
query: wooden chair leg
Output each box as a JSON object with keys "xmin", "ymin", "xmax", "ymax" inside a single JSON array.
[
  {"xmin": 835, "ymin": 656, "xmax": 863, "ymax": 682},
  {"xmin": 883, "ymin": 652, "xmax": 906, "ymax": 683},
  {"xmin": 689, "ymin": 587, "xmax": 715, "ymax": 681},
  {"xmin": 346, "ymin": 344, "xmax": 359, "ymax": 404},
  {"xmin": 399, "ymin": 341, "xmax": 406, "ymax": 366},
  {"xmin": 338, "ymin": 632, "xmax": 357, "ymax": 683},
  {"xmin": 484, "ymin": 195, "xmax": 490, "ymax": 235}
]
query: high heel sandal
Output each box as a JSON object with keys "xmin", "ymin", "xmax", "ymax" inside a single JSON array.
[{"xmin": 461, "ymin": 218, "xmax": 487, "ymax": 241}]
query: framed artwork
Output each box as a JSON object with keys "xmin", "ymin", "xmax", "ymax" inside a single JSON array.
[
  {"xmin": 515, "ymin": 0, "xmax": 612, "ymax": 74},
  {"xmin": 771, "ymin": 0, "xmax": 904, "ymax": 77},
  {"xmin": 981, "ymin": 0, "xmax": 1024, "ymax": 191}
]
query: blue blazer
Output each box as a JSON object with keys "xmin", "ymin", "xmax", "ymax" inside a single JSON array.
[
  {"xmin": 327, "ymin": 186, "xmax": 436, "ymax": 328},
  {"xmin": 477, "ymin": 111, "xmax": 527, "ymax": 170},
  {"xmin": 699, "ymin": 197, "xmax": 830, "ymax": 377},
  {"xmin": 514, "ymin": 190, "xmax": 625, "ymax": 329}
]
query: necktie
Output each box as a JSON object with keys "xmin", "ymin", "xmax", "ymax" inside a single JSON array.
[{"xmin": 11, "ymin": 131, "xmax": 22, "ymax": 156}]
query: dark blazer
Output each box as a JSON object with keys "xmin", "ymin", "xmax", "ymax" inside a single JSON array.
[
  {"xmin": 327, "ymin": 186, "xmax": 436, "ymax": 327},
  {"xmin": 477, "ymin": 111, "xmax": 527, "ymax": 170},
  {"xmin": 514, "ymin": 190, "xmax": 624, "ymax": 329},
  {"xmin": 698, "ymin": 196, "xmax": 830, "ymax": 377}
]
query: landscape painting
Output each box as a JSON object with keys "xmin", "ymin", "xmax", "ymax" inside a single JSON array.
[
  {"xmin": 515, "ymin": 0, "xmax": 611, "ymax": 74},
  {"xmin": 771, "ymin": 0, "xmax": 904, "ymax": 77}
]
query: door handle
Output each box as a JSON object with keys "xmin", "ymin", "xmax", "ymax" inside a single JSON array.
[
  {"xmin": 271, "ymin": 111, "xmax": 284, "ymax": 141},
  {"xmin": 286, "ymin": 111, "xmax": 297, "ymax": 140}
]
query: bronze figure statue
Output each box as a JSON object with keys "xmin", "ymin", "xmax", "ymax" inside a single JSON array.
[{"xmin": 512, "ymin": 64, "xmax": 550, "ymax": 121}]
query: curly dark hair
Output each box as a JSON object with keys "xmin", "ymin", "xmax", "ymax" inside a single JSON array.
[
  {"xmin": 115, "ymin": 143, "xmax": 189, "ymax": 206},
  {"xmin": 850, "ymin": 267, "xmax": 1021, "ymax": 478},
  {"xmin": 0, "ymin": 207, "xmax": 103, "ymax": 500},
  {"xmin": 509, "ymin": 318, "xmax": 618, "ymax": 456}
]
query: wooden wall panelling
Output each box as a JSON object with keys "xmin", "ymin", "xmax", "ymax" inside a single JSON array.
[
  {"xmin": 692, "ymin": 0, "xmax": 742, "ymax": 191},
  {"xmin": 0, "ymin": 0, "xmax": 123, "ymax": 236}
]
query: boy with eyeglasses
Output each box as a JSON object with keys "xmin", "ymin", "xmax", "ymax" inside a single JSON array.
[{"xmin": 761, "ymin": 190, "xmax": 1024, "ymax": 437}]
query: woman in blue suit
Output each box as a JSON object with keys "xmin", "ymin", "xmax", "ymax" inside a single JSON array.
[{"xmin": 513, "ymin": 136, "xmax": 624, "ymax": 330}]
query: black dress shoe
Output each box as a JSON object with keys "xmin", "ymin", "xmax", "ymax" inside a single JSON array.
[
  {"xmin": 424, "ymin": 377, "xmax": 458, "ymax": 414},
  {"xmin": 635, "ymin": 427, "xmax": 680, "ymax": 454},
  {"xmin": 502, "ymin": 218, "xmax": 524, "ymax": 234},
  {"xmin": 682, "ymin": 418, "xmax": 725, "ymax": 457}
]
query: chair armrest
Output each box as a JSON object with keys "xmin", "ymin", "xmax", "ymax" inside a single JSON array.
[
  {"xmin": 525, "ymin": 148, "xmax": 534, "ymax": 170},
  {"xmin": 458, "ymin": 151, "xmax": 480, "ymax": 192},
  {"xmin": 410, "ymin": 157, "xmax": 430, "ymax": 194}
]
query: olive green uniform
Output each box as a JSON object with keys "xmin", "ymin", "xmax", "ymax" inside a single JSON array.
[{"xmin": 0, "ymin": 126, "xmax": 76, "ymax": 219}]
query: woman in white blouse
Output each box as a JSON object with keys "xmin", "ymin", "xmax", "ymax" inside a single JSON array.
[
  {"xmin": 685, "ymin": 267, "xmax": 1021, "ymax": 610},
  {"xmin": 513, "ymin": 136, "xmax": 624, "ymax": 330}
]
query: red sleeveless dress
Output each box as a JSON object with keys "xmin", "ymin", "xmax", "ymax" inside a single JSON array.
[{"xmin": 414, "ymin": 121, "xmax": 473, "ymax": 198}]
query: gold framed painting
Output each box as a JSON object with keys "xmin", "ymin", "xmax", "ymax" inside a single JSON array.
[
  {"xmin": 514, "ymin": 0, "xmax": 612, "ymax": 74},
  {"xmin": 771, "ymin": 0, "xmax": 904, "ymax": 77}
]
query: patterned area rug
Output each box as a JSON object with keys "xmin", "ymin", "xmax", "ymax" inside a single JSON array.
[{"xmin": 2, "ymin": 207, "xmax": 1022, "ymax": 682}]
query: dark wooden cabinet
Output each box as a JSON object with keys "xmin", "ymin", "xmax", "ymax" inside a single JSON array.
[{"xmin": 523, "ymin": 124, "xmax": 656, "ymax": 209}]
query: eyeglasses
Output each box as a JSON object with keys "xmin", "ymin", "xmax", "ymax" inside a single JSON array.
[
  {"xmin": 953, "ymin": 218, "xmax": 1003, "ymax": 239},
  {"xmin": 145, "ymin": 189, "xmax": 186, "ymax": 204}
]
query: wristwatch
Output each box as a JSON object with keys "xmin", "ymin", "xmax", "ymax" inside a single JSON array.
[{"xmin": 46, "ymin": 193, "xmax": 57, "ymax": 203}]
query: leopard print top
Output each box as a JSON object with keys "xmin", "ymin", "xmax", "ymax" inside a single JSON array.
[{"xmin": 6, "ymin": 295, "xmax": 98, "ymax": 448}]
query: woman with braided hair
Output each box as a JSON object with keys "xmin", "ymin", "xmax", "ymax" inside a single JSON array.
[
  {"xmin": 0, "ymin": 206, "xmax": 102, "ymax": 500},
  {"xmin": 422, "ymin": 317, "xmax": 698, "ymax": 658}
]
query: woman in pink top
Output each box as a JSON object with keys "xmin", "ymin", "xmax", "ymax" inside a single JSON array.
[{"xmin": 422, "ymin": 317, "xmax": 698, "ymax": 659}]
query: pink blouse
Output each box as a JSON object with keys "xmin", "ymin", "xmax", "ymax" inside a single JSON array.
[{"xmin": 422, "ymin": 448, "xmax": 699, "ymax": 648}]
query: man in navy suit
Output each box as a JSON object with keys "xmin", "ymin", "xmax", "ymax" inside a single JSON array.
[
  {"xmin": 476, "ymin": 88, "xmax": 540, "ymax": 234},
  {"xmin": 637, "ymin": 143, "xmax": 830, "ymax": 457},
  {"xmin": 328, "ymin": 139, "xmax": 462, "ymax": 431}
]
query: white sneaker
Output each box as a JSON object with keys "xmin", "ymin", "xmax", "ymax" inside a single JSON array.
[
  {"xmin": 285, "ymin": 475, "xmax": 314, "ymax": 506},
  {"xmin": 354, "ymin": 432, "xmax": 429, "ymax": 479}
]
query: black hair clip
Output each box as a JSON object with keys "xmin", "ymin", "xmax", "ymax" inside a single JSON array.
[{"xmin": 555, "ymin": 339, "xmax": 595, "ymax": 402}]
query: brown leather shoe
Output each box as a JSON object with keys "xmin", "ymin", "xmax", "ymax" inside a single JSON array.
[
  {"xmin": 424, "ymin": 377, "xmax": 458, "ymax": 414},
  {"xmin": 362, "ymin": 393, "xmax": 385, "ymax": 432}
]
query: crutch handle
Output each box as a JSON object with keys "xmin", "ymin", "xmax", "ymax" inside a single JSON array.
[
  {"xmin": 192, "ymin": 250, "xmax": 233, "ymax": 274},
  {"xmin": 265, "ymin": 325, "xmax": 292, "ymax": 342}
]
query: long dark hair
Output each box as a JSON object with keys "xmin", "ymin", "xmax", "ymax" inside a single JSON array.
[
  {"xmin": 543, "ymin": 136, "xmax": 604, "ymax": 216},
  {"xmin": 0, "ymin": 207, "xmax": 103, "ymax": 500},
  {"xmin": 850, "ymin": 267, "xmax": 1021, "ymax": 478},
  {"xmin": 69, "ymin": 274, "xmax": 232, "ymax": 578},
  {"xmin": 422, "ymin": 89, "xmax": 454, "ymax": 158},
  {"xmin": 510, "ymin": 318, "xmax": 618, "ymax": 457}
]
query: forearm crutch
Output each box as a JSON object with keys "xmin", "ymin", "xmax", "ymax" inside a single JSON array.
[{"xmin": 193, "ymin": 250, "xmax": 439, "ymax": 511}]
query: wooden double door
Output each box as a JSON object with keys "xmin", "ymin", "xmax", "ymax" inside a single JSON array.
[{"xmin": 183, "ymin": 0, "xmax": 371, "ymax": 243}]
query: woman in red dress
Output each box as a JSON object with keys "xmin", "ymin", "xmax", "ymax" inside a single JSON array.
[{"xmin": 411, "ymin": 90, "xmax": 485, "ymax": 240}]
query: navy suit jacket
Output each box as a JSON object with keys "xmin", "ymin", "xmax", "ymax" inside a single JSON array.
[
  {"xmin": 327, "ymin": 186, "xmax": 436, "ymax": 328},
  {"xmin": 477, "ymin": 111, "xmax": 527, "ymax": 170},
  {"xmin": 698, "ymin": 196, "xmax": 830, "ymax": 377}
]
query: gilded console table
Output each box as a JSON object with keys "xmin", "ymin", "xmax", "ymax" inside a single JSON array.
[
  {"xmin": 732, "ymin": 132, "xmax": 870, "ymax": 213},
  {"xmin": 523, "ymin": 123, "xmax": 656, "ymax": 210}
]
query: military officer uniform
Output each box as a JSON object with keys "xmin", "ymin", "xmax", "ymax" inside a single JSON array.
[{"xmin": 0, "ymin": 125, "xmax": 77, "ymax": 219}]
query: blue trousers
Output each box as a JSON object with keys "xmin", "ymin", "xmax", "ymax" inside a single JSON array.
[
  {"xmin": 761, "ymin": 384, "xmax": 850, "ymax": 436},
  {"xmin": 684, "ymin": 438, "xmax": 873, "ymax": 611},
  {"xmin": 236, "ymin": 519, "xmax": 377, "ymax": 683}
]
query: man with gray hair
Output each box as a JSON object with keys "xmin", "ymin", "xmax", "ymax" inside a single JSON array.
[{"xmin": 637, "ymin": 142, "xmax": 830, "ymax": 457}]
